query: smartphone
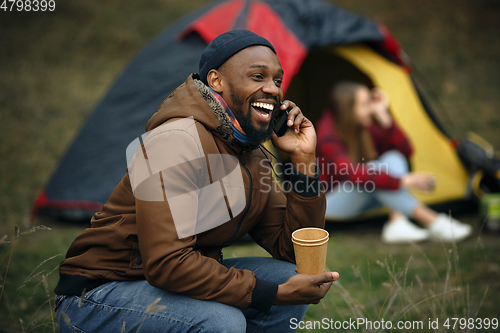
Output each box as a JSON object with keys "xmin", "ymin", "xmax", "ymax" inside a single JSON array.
[{"xmin": 272, "ymin": 102, "xmax": 290, "ymax": 137}]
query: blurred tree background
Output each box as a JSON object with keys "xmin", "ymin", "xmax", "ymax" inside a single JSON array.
[{"xmin": 0, "ymin": 1, "xmax": 499, "ymax": 331}]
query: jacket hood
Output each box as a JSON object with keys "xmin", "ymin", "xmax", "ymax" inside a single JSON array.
[{"xmin": 145, "ymin": 74, "xmax": 233, "ymax": 138}]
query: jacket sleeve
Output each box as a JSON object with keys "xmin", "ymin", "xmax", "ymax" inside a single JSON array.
[
  {"xmin": 369, "ymin": 121, "xmax": 414, "ymax": 159},
  {"xmin": 133, "ymin": 128, "xmax": 258, "ymax": 311},
  {"xmin": 248, "ymin": 165, "xmax": 326, "ymax": 263}
]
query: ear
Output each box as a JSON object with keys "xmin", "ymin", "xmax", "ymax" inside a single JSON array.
[{"xmin": 207, "ymin": 69, "xmax": 224, "ymax": 93}]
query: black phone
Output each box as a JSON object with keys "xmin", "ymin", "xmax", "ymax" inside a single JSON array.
[{"xmin": 272, "ymin": 102, "xmax": 289, "ymax": 137}]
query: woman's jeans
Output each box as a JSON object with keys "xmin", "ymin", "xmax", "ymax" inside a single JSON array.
[
  {"xmin": 325, "ymin": 150, "xmax": 419, "ymax": 220},
  {"xmin": 56, "ymin": 257, "xmax": 308, "ymax": 333}
]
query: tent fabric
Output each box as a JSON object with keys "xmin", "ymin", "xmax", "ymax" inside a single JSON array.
[
  {"xmin": 179, "ymin": 0, "xmax": 384, "ymax": 92},
  {"xmin": 32, "ymin": 0, "xmax": 468, "ymax": 222},
  {"xmin": 182, "ymin": 0, "xmax": 309, "ymax": 92}
]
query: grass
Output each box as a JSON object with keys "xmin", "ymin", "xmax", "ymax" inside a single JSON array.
[
  {"xmin": 0, "ymin": 224, "xmax": 82, "ymax": 332},
  {"xmin": 2, "ymin": 219, "xmax": 499, "ymax": 332},
  {"xmin": 1, "ymin": 0, "xmax": 499, "ymax": 332},
  {"xmin": 227, "ymin": 221, "xmax": 500, "ymax": 333}
]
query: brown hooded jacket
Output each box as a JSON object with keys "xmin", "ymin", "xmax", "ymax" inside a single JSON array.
[{"xmin": 54, "ymin": 74, "xmax": 326, "ymax": 313}]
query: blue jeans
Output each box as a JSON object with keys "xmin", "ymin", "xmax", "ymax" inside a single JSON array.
[
  {"xmin": 56, "ymin": 257, "xmax": 308, "ymax": 333},
  {"xmin": 325, "ymin": 150, "xmax": 419, "ymax": 219}
]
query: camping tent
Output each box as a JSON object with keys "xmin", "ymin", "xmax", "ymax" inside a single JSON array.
[{"xmin": 32, "ymin": 0, "xmax": 481, "ymax": 223}]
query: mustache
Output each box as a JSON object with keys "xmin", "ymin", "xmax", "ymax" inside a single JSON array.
[{"xmin": 249, "ymin": 94, "xmax": 279, "ymax": 105}]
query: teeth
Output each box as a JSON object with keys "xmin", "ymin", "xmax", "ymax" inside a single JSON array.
[{"xmin": 252, "ymin": 102, "xmax": 274, "ymax": 111}]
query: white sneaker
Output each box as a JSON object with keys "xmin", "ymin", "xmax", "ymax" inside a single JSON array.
[
  {"xmin": 382, "ymin": 216, "xmax": 429, "ymax": 244},
  {"xmin": 428, "ymin": 213, "xmax": 472, "ymax": 243}
]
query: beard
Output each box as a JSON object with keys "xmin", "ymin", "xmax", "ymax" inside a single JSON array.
[{"xmin": 229, "ymin": 87, "xmax": 276, "ymax": 144}]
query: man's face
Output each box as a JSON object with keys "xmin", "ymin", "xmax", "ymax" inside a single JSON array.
[{"xmin": 218, "ymin": 46, "xmax": 284, "ymax": 143}]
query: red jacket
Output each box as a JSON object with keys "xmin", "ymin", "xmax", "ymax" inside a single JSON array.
[{"xmin": 316, "ymin": 109, "xmax": 413, "ymax": 191}]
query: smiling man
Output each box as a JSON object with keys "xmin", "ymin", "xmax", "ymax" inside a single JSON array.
[{"xmin": 54, "ymin": 30, "xmax": 338, "ymax": 333}]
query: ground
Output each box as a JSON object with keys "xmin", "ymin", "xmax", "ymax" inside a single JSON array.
[{"xmin": 1, "ymin": 0, "xmax": 499, "ymax": 332}]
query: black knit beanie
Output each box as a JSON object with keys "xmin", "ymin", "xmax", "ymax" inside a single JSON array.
[{"xmin": 199, "ymin": 30, "xmax": 276, "ymax": 85}]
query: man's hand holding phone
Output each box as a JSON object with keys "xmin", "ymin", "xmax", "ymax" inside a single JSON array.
[{"xmin": 271, "ymin": 100, "xmax": 317, "ymax": 177}]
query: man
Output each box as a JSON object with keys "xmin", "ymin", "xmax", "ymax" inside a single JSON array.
[{"xmin": 54, "ymin": 30, "xmax": 339, "ymax": 333}]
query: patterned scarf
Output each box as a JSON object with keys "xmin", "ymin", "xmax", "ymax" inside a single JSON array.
[{"xmin": 208, "ymin": 87, "xmax": 250, "ymax": 144}]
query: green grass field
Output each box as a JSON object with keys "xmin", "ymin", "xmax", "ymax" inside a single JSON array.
[
  {"xmin": 2, "ymin": 221, "xmax": 499, "ymax": 332},
  {"xmin": 1, "ymin": 0, "xmax": 499, "ymax": 332}
]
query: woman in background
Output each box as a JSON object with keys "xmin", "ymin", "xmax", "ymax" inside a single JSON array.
[{"xmin": 316, "ymin": 81, "xmax": 472, "ymax": 243}]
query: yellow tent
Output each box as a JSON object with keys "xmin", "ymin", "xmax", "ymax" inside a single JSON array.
[{"xmin": 274, "ymin": 44, "xmax": 475, "ymax": 218}]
